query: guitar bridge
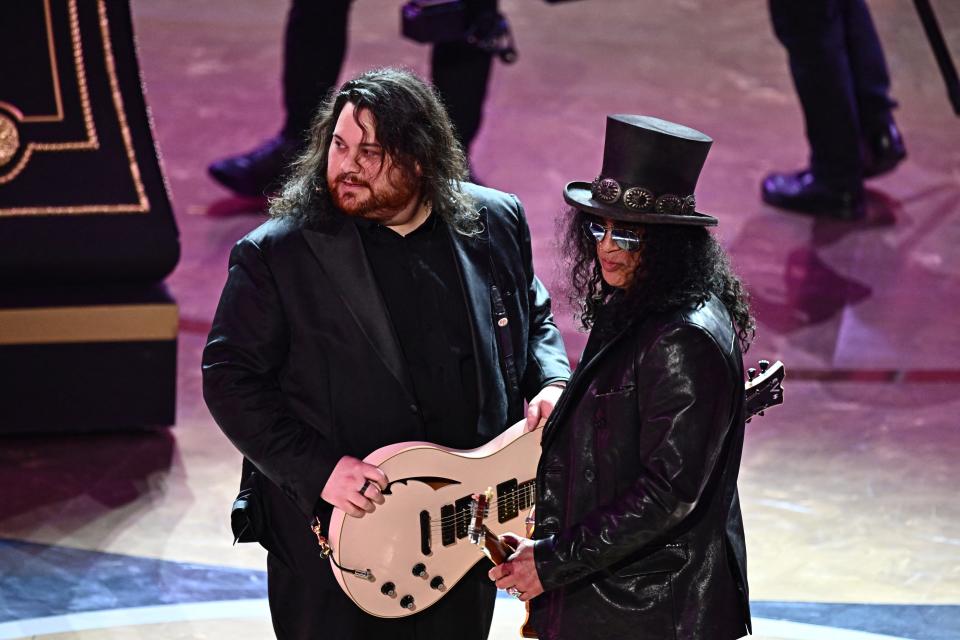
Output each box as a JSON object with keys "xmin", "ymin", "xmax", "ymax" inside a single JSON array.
[{"xmin": 467, "ymin": 489, "xmax": 492, "ymax": 546}]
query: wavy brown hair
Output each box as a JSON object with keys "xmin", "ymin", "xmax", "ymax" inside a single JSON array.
[
  {"xmin": 562, "ymin": 208, "xmax": 755, "ymax": 351},
  {"xmin": 270, "ymin": 67, "xmax": 480, "ymax": 234}
]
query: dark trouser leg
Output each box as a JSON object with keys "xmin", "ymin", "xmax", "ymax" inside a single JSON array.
[
  {"xmin": 430, "ymin": 42, "xmax": 494, "ymax": 156},
  {"xmin": 769, "ymin": 0, "xmax": 863, "ymax": 186},
  {"xmin": 282, "ymin": 0, "xmax": 352, "ymax": 139},
  {"xmin": 841, "ymin": 0, "xmax": 897, "ymax": 132},
  {"xmin": 429, "ymin": 0, "xmax": 498, "ymax": 156},
  {"xmin": 412, "ymin": 561, "xmax": 497, "ymax": 639}
]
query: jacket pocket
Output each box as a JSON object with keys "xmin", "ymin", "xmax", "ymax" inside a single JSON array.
[
  {"xmin": 594, "ymin": 383, "xmax": 636, "ymax": 398},
  {"xmin": 609, "ymin": 543, "xmax": 689, "ymax": 577}
]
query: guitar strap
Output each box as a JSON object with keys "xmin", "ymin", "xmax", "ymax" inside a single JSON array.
[{"xmin": 488, "ymin": 253, "xmax": 522, "ymax": 417}]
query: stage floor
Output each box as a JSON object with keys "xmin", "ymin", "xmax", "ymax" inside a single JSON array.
[{"xmin": 2, "ymin": 0, "xmax": 959, "ymax": 638}]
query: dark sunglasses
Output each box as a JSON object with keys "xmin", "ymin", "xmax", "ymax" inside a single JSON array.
[{"xmin": 582, "ymin": 220, "xmax": 643, "ymax": 252}]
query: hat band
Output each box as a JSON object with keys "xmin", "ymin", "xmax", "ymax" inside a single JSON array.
[{"xmin": 591, "ymin": 175, "xmax": 697, "ymax": 216}]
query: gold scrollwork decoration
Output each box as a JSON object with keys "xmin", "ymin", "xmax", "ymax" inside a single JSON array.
[{"xmin": 0, "ymin": 115, "xmax": 19, "ymax": 167}]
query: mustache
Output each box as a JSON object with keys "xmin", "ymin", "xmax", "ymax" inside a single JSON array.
[{"xmin": 333, "ymin": 173, "xmax": 369, "ymax": 187}]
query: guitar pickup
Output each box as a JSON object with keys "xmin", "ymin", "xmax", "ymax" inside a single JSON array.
[
  {"xmin": 517, "ymin": 479, "xmax": 536, "ymax": 510},
  {"xmin": 496, "ymin": 479, "xmax": 519, "ymax": 523},
  {"xmin": 440, "ymin": 504, "xmax": 456, "ymax": 546},
  {"xmin": 454, "ymin": 496, "xmax": 473, "ymax": 539},
  {"xmin": 420, "ymin": 510, "xmax": 431, "ymax": 556}
]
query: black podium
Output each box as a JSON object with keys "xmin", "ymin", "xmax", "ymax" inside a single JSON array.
[{"xmin": 0, "ymin": 0, "xmax": 179, "ymax": 433}]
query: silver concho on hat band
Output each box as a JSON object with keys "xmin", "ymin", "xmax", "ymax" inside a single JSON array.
[
  {"xmin": 591, "ymin": 177, "xmax": 622, "ymax": 204},
  {"xmin": 623, "ymin": 187, "xmax": 655, "ymax": 211},
  {"xmin": 590, "ymin": 175, "xmax": 696, "ymax": 215}
]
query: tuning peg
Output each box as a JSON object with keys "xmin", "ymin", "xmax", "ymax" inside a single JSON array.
[
  {"xmin": 747, "ymin": 367, "xmax": 757, "ymax": 380},
  {"xmin": 759, "ymin": 360, "xmax": 770, "ymax": 373}
]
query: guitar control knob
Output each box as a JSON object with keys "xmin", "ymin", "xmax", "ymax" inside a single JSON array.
[
  {"xmin": 759, "ymin": 360, "xmax": 770, "ymax": 373},
  {"xmin": 381, "ymin": 582, "xmax": 396, "ymax": 597},
  {"xmin": 400, "ymin": 595, "xmax": 415, "ymax": 610},
  {"xmin": 430, "ymin": 576, "xmax": 446, "ymax": 592},
  {"xmin": 747, "ymin": 367, "xmax": 757, "ymax": 380},
  {"xmin": 412, "ymin": 563, "xmax": 427, "ymax": 578}
]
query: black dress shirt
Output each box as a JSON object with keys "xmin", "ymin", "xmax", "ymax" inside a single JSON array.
[{"xmin": 357, "ymin": 214, "xmax": 480, "ymax": 449}]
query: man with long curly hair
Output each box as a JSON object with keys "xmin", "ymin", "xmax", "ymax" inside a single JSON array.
[
  {"xmin": 202, "ymin": 67, "xmax": 570, "ymax": 639},
  {"xmin": 489, "ymin": 115, "xmax": 754, "ymax": 639}
]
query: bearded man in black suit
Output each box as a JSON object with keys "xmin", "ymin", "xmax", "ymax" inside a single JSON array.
[{"xmin": 202, "ymin": 67, "xmax": 570, "ymax": 639}]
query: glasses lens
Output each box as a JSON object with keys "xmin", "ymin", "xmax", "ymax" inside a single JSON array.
[
  {"xmin": 583, "ymin": 220, "xmax": 606, "ymax": 243},
  {"xmin": 610, "ymin": 229, "xmax": 642, "ymax": 252},
  {"xmin": 583, "ymin": 220, "xmax": 642, "ymax": 252}
]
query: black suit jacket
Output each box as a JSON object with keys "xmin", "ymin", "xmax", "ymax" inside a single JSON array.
[
  {"xmin": 530, "ymin": 295, "xmax": 750, "ymax": 640},
  {"xmin": 202, "ymin": 185, "xmax": 569, "ymax": 638},
  {"xmin": 203, "ymin": 183, "xmax": 569, "ymax": 519}
]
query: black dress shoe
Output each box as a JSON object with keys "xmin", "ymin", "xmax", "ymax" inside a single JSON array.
[
  {"xmin": 762, "ymin": 170, "xmax": 864, "ymax": 220},
  {"xmin": 208, "ymin": 134, "xmax": 302, "ymax": 197},
  {"xmin": 863, "ymin": 121, "xmax": 906, "ymax": 179}
]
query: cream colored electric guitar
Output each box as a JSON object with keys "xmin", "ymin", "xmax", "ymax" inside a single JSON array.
[{"xmin": 326, "ymin": 360, "xmax": 785, "ymax": 619}]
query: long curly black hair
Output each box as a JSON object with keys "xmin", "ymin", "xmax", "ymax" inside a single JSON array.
[
  {"xmin": 562, "ymin": 208, "xmax": 755, "ymax": 351},
  {"xmin": 270, "ymin": 67, "xmax": 480, "ymax": 234}
]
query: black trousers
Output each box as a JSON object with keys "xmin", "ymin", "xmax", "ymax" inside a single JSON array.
[
  {"xmin": 282, "ymin": 0, "xmax": 495, "ymax": 154},
  {"xmin": 261, "ymin": 475, "xmax": 497, "ymax": 640},
  {"xmin": 769, "ymin": 0, "xmax": 897, "ymax": 186}
]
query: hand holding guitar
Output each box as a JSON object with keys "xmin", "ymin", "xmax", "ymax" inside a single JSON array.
[
  {"xmin": 525, "ymin": 383, "xmax": 565, "ymax": 432},
  {"xmin": 320, "ymin": 456, "xmax": 388, "ymax": 518},
  {"xmin": 488, "ymin": 533, "xmax": 544, "ymax": 602}
]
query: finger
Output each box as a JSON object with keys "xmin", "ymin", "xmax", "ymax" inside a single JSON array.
[
  {"xmin": 539, "ymin": 401, "xmax": 555, "ymax": 420},
  {"xmin": 366, "ymin": 484, "xmax": 385, "ymax": 505},
  {"xmin": 489, "ymin": 562, "xmax": 511, "ymax": 581},
  {"xmin": 343, "ymin": 503, "xmax": 365, "ymax": 518},
  {"xmin": 347, "ymin": 493, "xmax": 375, "ymax": 514},
  {"xmin": 500, "ymin": 532, "xmax": 521, "ymax": 548},
  {"xmin": 495, "ymin": 575, "xmax": 516, "ymax": 590},
  {"xmin": 364, "ymin": 465, "xmax": 389, "ymax": 490},
  {"xmin": 525, "ymin": 403, "xmax": 541, "ymax": 430},
  {"xmin": 518, "ymin": 590, "xmax": 538, "ymax": 602}
]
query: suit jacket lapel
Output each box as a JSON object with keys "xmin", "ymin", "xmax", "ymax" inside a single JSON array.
[
  {"xmin": 302, "ymin": 219, "xmax": 414, "ymax": 401},
  {"xmin": 447, "ymin": 207, "xmax": 498, "ymax": 429}
]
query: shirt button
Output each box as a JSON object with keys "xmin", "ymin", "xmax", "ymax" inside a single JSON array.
[
  {"xmin": 584, "ymin": 469, "xmax": 595, "ymax": 482},
  {"xmin": 409, "ymin": 404, "xmax": 419, "ymax": 414}
]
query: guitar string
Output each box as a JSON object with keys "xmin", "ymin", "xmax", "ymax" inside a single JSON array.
[
  {"xmin": 430, "ymin": 491, "xmax": 535, "ymax": 530},
  {"xmin": 424, "ymin": 484, "xmax": 534, "ymax": 526},
  {"xmin": 424, "ymin": 485, "xmax": 537, "ymax": 529}
]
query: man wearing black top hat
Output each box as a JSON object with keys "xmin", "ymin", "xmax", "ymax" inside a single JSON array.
[{"xmin": 488, "ymin": 115, "xmax": 754, "ymax": 639}]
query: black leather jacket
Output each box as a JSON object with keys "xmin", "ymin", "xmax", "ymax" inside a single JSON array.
[{"xmin": 530, "ymin": 295, "xmax": 751, "ymax": 640}]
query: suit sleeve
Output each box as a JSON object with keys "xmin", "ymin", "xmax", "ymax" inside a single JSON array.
[
  {"xmin": 202, "ymin": 238, "xmax": 339, "ymax": 518},
  {"xmin": 511, "ymin": 194, "xmax": 571, "ymax": 397},
  {"xmin": 534, "ymin": 324, "xmax": 736, "ymax": 589}
]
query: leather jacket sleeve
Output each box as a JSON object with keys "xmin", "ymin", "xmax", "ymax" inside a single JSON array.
[
  {"xmin": 202, "ymin": 238, "xmax": 339, "ymax": 518},
  {"xmin": 534, "ymin": 322, "xmax": 736, "ymax": 589},
  {"xmin": 512, "ymin": 196, "xmax": 570, "ymax": 396}
]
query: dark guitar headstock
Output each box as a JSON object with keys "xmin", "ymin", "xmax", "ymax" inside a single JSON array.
[{"xmin": 745, "ymin": 359, "xmax": 785, "ymax": 421}]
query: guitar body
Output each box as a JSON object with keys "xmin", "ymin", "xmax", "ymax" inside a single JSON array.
[
  {"xmin": 328, "ymin": 419, "xmax": 540, "ymax": 618},
  {"xmin": 327, "ymin": 360, "xmax": 785, "ymax": 623}
]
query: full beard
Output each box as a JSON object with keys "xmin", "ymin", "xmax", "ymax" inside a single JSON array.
[{"xmin": 328, "ymin": 171, "xmax": 419, "ymax": 223}]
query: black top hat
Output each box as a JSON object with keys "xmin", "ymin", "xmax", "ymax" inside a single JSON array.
[{"xmin": 564, "ymin": 115, "xmax": 718, "ymax": 226}]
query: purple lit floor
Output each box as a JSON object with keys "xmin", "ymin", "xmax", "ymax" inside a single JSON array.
[{"xmin": 2, "ymin": 0, "xmax": 959, "ymax": 639}]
